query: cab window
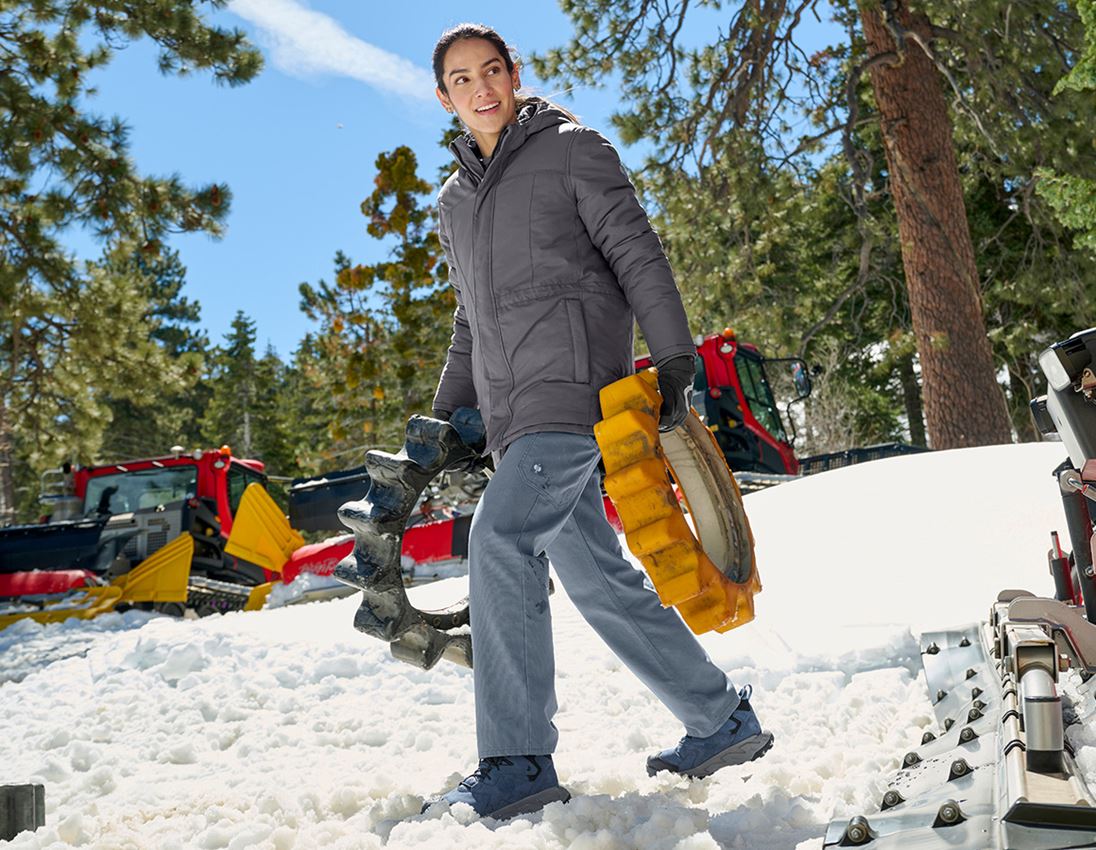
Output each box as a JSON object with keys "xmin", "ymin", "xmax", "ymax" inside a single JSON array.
[
  {"xmin": 84, "ymin": 466, "xmax": 197, "ymax": 515},
  {"xmin": 227, "ymin": 464, "xmax": 266, "ymax": 516},
  {"xmin": 735, "ymin": 354, "xmax": 788, "ymax": 442}
]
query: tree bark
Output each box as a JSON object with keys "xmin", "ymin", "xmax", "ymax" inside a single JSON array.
[
  {"xmin": 1009, "ymin": 365, "xmax": 1039, "ymax": 442},
  {"xmin": 859, "ymin": 0, "xmax": 1013, "ymax": 448},
  {"xmin": 897, "ymin": 352, "xmax": 927, "ymax": 446}
]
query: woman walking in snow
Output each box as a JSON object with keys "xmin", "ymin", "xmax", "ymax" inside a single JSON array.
[{"xmin": 423, "ymin": 22, "xmax": 773, "ymax": 819}]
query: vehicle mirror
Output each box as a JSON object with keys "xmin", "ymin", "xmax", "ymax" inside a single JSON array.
[{"xmin": 792, "ymin": 361, "xmax": 812, "ymax": 398}]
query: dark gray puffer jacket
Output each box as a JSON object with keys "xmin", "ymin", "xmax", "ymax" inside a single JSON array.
[{"xmin": 432, "ymin": 98, "xmax": 695, "ymax": 453}]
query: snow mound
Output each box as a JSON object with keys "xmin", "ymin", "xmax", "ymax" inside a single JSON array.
[{"xmin": 0, "ymin": 442, "xmax": 1069, "ymax": 848}]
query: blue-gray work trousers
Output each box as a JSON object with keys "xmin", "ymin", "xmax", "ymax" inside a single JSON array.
[{"xmin": 469, "ymin": 431, "xmax": 741, "ymax": 758}]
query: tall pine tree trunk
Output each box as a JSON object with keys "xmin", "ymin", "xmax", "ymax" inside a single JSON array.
[
  {"xmin": 860, "ymin": 0, "xmax": 1013, "ymax": 448},
  {"xmin": 1009, "ymin": 366, "xmax": 1038, "ymax": 442},
  {"xmin": 897, "ymin": 352, "xmax": 927, "ymax": 446},
  {"xmin": 0, "ymin": 400, "xmax": 15, "ymax": 526}
]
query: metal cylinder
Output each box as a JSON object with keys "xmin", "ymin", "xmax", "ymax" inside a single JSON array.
[
  {"xmin": 1059, "ymin": 471, "xmax": 1096, "ymax": 623},
  {"xmin": 1021, "ymin": 666, "xmax": 1064, "ymax": 773},
  {"xmin": 1049, "ymin": 531, "xmax": 1074, "ymax": 602}
]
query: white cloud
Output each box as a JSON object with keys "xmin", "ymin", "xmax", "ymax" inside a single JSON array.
[{"xmin": 229, "ymin": 0, "xmax": 434, "ymax": 100}]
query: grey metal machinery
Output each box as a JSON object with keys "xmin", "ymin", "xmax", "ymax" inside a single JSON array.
[
  {"xmin": 1033, "ymin": 328, "xmax": 1096, "ymax": 471},
  {"xmin": 821, "ymin": 330, "xmax": 1096, "ymax": 848},
  {"xmin": 822, "ymin": 596, "xmax": 1096, "ymax": 848},
  {"xmin": 1032, "ymin": 328, "xmax": 1096, "ymax": 622}
]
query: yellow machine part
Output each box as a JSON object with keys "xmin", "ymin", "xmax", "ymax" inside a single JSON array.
[
  {"xmin": 0, "ymin": 585, "xmax": 123, "ymax": 631},
  {"xmin": 594, "ymin": 368, "xmax": 760, "ymax": 635},
  {"xmin": 113, "ymin": 532, "xmax": 193, "ymax": 603},
  {"xmin": 244, "ymin": 581, "xmax": 277, "ymax": 612},
  {"xmin": 224, "ymin": 482, "xmax": 304, "ymax": 574}
]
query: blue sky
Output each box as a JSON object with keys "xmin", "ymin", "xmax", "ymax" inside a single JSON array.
[{"xmin": 72, "ymin": 1, "xmax": 837, "ymax": 358}]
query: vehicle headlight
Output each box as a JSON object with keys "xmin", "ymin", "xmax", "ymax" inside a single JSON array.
[{"xmin": 1039, "ymin": 346, "xmax": 1073, "ymax": 392}]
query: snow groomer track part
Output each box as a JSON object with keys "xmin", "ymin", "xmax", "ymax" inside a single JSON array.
[
  {"xmin": 333, "ymin": 409, "xmax": 485, "ymax": 670},
  {"xmin": 823, "ymin": 590, "xmax": 1096, "ymax": 848},
  {"xmin": 595, "ymin": 368, "xmax": 760, "ymax": 634}
]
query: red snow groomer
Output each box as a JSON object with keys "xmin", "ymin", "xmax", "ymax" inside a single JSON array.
[{"xmin": 0, "ymin": 447, "xmax": 355, "ymax": 629}]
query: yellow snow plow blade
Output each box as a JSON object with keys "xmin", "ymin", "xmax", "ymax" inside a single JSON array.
[
  {"xmin": 0, "ymin": 585, "xmax": 123, "ymax": 630},
  {"xmin": 224, "ymin": 483, "xmax": 303, "ymax": 574},
  {"xmin": 113, "ymin": 533, "xmax": 193, "ymax": 603},
  {"xmin": 244, "ymin": 581, "xmax": 277, "ymax": 612},
  {"xmin": 595, "ymin": 368, "xmax": 760, "ymax": 634}
]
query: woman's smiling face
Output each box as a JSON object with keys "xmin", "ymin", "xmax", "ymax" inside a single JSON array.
[{"xmin": 436, "ymin": 37, "xmax": 520, "ymax": 151}]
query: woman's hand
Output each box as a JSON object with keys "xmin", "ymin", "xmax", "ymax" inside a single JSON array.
[{"xmin": 656, "ymin": 355, "xmax": 695, "ymax": 432}]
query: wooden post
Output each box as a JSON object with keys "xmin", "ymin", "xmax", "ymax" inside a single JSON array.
[{"xmin": 1, "ymin": 784, "xmax": 45, "ymax": 840}]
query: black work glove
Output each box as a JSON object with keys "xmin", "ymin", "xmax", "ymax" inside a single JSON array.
[{"xmin": 656, "ymin": 355, "xmax": 695, "ymax": 432}]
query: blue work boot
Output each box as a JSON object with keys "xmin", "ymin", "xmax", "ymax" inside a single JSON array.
[
  {"xmin": 647, "ymin": 686, "xmax": 774, "ymax": 779},
  {"xmin": 422, "ymin": 755, "xmax": 571, "ymax": 819}
]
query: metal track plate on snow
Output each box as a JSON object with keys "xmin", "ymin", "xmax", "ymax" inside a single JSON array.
[{"xmin": 824, "ymin": 609, "xmax": 1096, "ymax": 848}]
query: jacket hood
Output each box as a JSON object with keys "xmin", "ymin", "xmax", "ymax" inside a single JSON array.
[{"xmin": 448, "ymin": 97, "xmax": 573, "ymax": 177}]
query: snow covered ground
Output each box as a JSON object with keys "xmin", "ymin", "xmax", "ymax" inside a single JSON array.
[{"xmin": 0, "ymin": 442, "xmax": 1071, "ymax": 849}]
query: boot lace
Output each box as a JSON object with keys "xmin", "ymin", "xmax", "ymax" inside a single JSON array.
[{"xmin": 459, "ymin": 756, "xmax": 513, "ymax": 790}]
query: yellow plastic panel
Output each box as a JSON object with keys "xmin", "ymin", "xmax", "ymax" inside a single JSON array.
[
  {"xmin": 676, "ymin": 580, "xmax": 732, "ymax": 634},
  {"xmin": 0, "ymin": 586, "xmax": 122, "ymax": 631},
  {"xmin": 611, "ymin": 487, "xmax": 679, "ymax": 531},
  {"xmin": 627, "ymin": 511, "xmax": 694, "ymax": 557},
  {"xmin": 599, "ymin": 369, "xmax": 660, "ymax": 420},
  {"xmin": 715, "ymin": 587, "xmax": 756, "ymax": 633},
  {"xmin": 225, "ymin": 482, "xmax": 304, "ymax": 574},
  {"xmin": 114, "ymin": 533, "xmax": 193, "ymax": 603},
  {"xmin": 594, "ymin": 409, "xmax": 660, "ymax": 474},
  {"xmin": 602, "ymin": 457, "xmax": 669, "ymax": 501},
  {"xmin": 594, "ymin": 367, "xmax": 760, "ymax": 635},
  {"xmin": 244, "ymin": 581, "xmax": 277, "ymax": 612},
  {"xmin": 642, "ymin": 539, "xmax": 703, "ymax": 605}
]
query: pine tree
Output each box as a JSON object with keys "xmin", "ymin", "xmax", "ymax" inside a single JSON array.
[
  {"xmin": 533, "ymin": 0, "xmax": 1096, "ymax": 449},
  {"xmin": 299, "ymin": 145, "xmax": 455, "ymax": 455},
  {"xmin": 1035, "ymin": 0, "xmax": 1096, "ymax": 255},
  {"xmin": 6, "ymin": 248, "xmax": 193, "ymax": 519},
  {"xmin": 99, "ymin": 248, "xmax": 211, "ymax": 460},
  {"xmin": 858, "ymin": 1, "xmax": 1011, "ymax": 446},
  {"xmin": 0, "ymin": 1, "xmax": 261, "ymax": 524},
  {"xmin": 201, "ymin": 311, "xmax": 258, "ymax": 456}
]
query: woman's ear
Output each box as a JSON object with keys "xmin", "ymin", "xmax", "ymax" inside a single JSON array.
[
  {"xmin": 436, "ymin": 87, "xmax": 453, "ymax": 113},
  {"xmin": 511, "ymin": 64, "xmax": 521, "ymax": 91}
]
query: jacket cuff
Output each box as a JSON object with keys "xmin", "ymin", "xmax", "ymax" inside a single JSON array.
[{"xmin": 654, "ymin": 345, "xmax": 699, "ymax": 368}]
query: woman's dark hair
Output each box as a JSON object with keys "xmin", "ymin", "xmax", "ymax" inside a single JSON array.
[{"xmin": 432, "ymin": 23, "xmax": 514, "ymax": 95}]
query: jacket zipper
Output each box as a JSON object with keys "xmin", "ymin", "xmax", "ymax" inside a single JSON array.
[{"xmin": 470, "ymin": 127, "xmax": 519, "ymax": 443}]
